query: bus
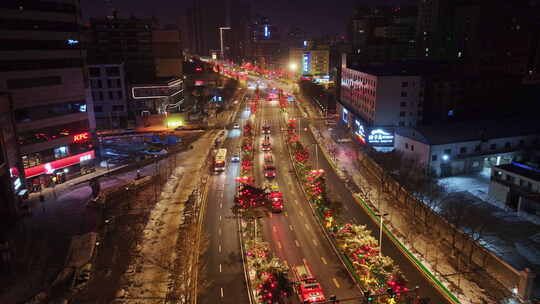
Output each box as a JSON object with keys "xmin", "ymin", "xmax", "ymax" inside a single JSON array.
[{"xmin": 214, "ymin": 148, "xmax": 227, "ymax": 173}]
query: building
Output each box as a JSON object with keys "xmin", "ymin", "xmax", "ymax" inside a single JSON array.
[
  {"xmin": 394, "ymin": 120, "xmax": 540, "ymax": 177},
  {"xmin": 0, "ymin": 94, "xmax": 20, "ymax": 222},
  {"xmin": 87, "ymin": 15, "xmax": 184, "ymax": 119},
  {"xmin": 0, "ymin": 0, "xmax": 96, "ymax": 194},
  {"xmin": 88, "ymin": 64, "xmax": 128, "ymax": 129},
  {"xmin": 289, "ymin": 42, "xmax": 330, "ymax": 79},
  {"xmin": 86, "ymin": 15, "xmax": 155, "ymax": 84},
  {"xmin": 338, "ymin": 59, "xmax": 423, "ymax": 147},
  {"xmin": 185, "ymin": 0, "xmax": 231, "ymax": 57},
  {"xmin": 415, "ymin": 0, "xmax": 453, "ymax": 60},
  {"xmin": 248, "ymin": 16, "xmax": 283, "ymax": 70},
  {"xmin": 489, "ymin": 162, "xmax": 540, "ymax": 216}
]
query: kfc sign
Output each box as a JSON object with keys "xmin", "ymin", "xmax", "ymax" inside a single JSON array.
[{"xmin": 73, "ymin": 132, "xmax": 90, "ymax": 143}]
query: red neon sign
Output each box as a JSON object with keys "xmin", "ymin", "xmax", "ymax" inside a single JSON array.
[
  {"xmin": 24, "ymin": 150, "xmax": 95, "ymax": 178},
  {"xmin": 73, "ymin": 132, "xmax": 90, "ymax": 142}
]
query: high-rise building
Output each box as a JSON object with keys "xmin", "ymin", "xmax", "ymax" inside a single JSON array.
[
  {"xmin": 289, "ymin": 42, "xmax": 330, "ymax": 78},
  {"xmin": 185, "ymin": 0, "xmax": 227, "ymax": 56},
  {"xmin": 0, "ymin": 0, "xmax": 96, "ymax": 195},
  {"xmin": 88, "ymin": 63, "xmax": 128, "ymax": 129},
  {"xmin": 248, "ymin": 16, "xmax": 283, "ymax": 70}
]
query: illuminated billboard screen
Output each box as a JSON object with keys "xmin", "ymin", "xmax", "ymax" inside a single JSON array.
[
  {"xmin": 367, "ymin": 128, "xmax": 395, "ymax": 146},
  {"xmin": 302, "ymin": 53, "xmax": 311, "ymax": 74}
]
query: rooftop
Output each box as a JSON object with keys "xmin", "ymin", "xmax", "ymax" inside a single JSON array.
[
  {"xmin": 397, "ymin": 119, "xmax": 540, "ymax": 145},
  {"xmin": 497, "ymin": 162, "xmax": 540, "ymax": 182}
]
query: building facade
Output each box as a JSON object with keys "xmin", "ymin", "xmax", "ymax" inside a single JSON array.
[
  {"xmin": 88, "ymin": 64, "xmax": 128, "ymax": 129},
  {"xmin": 338, "ymin": 60, "xmax": 422, "ymax": 147},
  {"xmin": 489, "ymin": 162, "xmax": 540, "ymax": 216},
  {"xmin": 394, "ymin": 121, "xmax": 540, "ymax": 177},
  {"xmin": 0, "ymin": 0, "xmax": 96, "ymax": 194},
  {"xmin": 289, "ymin": 44, "xmax": 330, "ymax": 77},
  {"xmin": 0, "ymin": 94, "xmax": 20, "ymax": 223}
]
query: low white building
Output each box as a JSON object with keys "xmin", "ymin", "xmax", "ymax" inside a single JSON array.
[
  {"xmin": 489, "ymin": 162, "xmax": 540, "ymax": 216},
  {"xmin": 394, "ymin": 120, "xmax": 540, "ymax": 177}
]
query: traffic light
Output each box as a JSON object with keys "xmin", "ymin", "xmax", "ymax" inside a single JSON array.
[
  {"xmin": 387, "ymin": 288, "xmax": 395, "ymax": 298},
  {"xmin": 363, "ymin": 291, "xmax": 373, "ymax": 302}
]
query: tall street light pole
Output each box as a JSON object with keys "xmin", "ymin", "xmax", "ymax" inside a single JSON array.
[{"xmin": 219, "ymin": 27, "xmax": 231, "ymax": 60}]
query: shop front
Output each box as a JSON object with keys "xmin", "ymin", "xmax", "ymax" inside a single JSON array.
[{"xmin": 23, "ymin": 150, "xmax": 95, "ymax": 193}]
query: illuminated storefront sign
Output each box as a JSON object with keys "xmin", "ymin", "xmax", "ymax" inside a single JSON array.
[
  {"xmin": 13, "ymin": 177, "xmax": 21, "ymax": 191},
  {"xmin": 303, "ymin": 53, "xmax": 311, "ymax": 74},
  {"xmin": 25, "ymin": 150, "xmax": 95, "ymax": 178},
  {"xmin": 354, "ymin": 120, "xmax": 366, "ymax": 143},
  {"xmin": 73, "ymin": 132, "xmax": 90, "ymax": 142},
  {"xmin": 342, "ymin": 108, "xmax": 348, "ymax": 123},
  {"xmin": 67, "ymin": 39, "xmax": 79, "ymax": 45},
  {"xmin": 367, "ymin": 128, "xmax": 395, "ymax": 146}
]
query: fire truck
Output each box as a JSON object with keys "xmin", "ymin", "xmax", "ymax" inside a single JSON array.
[
  {"xmin": 292, "ymin": 263, "xmax": 326, "ymax": 303},
  {"xmin": 213, "ymin": 148, "xmax": 227, "ymax": 173}
]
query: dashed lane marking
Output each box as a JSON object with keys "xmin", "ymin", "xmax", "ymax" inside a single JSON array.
[
  {"xmin": 294, "ymin": 200, "xmax": 299, "ymax": 205},
  {"xmin": 305, "ymin": 223, "xmax": 310, "ymax": 231},
  {"xmin": 219, "ymin": 264, "xmax": 222, "ymax": 272},
  {"xmin": 302, "ymin": 258, "xmax": 307, "ymax": 264},
  {"xmin": 218, "ymin": 228, "xmax": 222, "ymax": 235},
  {"xmin": 219, "ymin": 215, "xmax": 222, "ymax": 221},
  {"xmin": 220, "ymin": 288, "xmax": 224, "ymax": 298},
  {"xmin": 313, "ymin": 239, "xmax": 319, "ymax": 246},
  {"xmin": 289, "ymin": 225, "xmax": 294, "ymax": 231},
  {"xmin": 220, "ymin": 202, "xmax": 223, "ymax": 209},
  {"xmin": 277, "ymin": 241, "xmax": 282, "ymax": 249},
  {"xmin": 332, "ymin": 278, "xmax": 341, "ymax": 288},
  {"xmin": 273, "ymin": 226, "xmax": 277, "ymax": 233},
  {"xmin": 321, "ymin": 257, "xmax": 327, "ymax": 265},
  {"xmin": 299, "ymin": 211, "xmax": 304, "ymax": 217},
  {"xmin": 219, "ymin": 245, "xmax": 222, "ymax": 253},
  {"xmin": 284, "ymin": 211, "xmax": 288, "ymax": 217},
  {"xmin": 295, "ymin": 240, "xmax": 301, "ymax": 247}
]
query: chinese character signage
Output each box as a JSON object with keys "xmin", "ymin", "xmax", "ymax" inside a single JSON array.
[{"xmin": 367, "ymin": 128, "xmax": 394, "ymax": 146}]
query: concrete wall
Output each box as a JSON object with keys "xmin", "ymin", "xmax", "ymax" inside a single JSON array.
[
  {"xmin": 375, "ymin": 75, "xmax": 421, "ymax": 127},
  {"xmin": 489, "ymin": 179, "xmax": 509, "ymax": 202},
  {"xmin": 394, "ymin": 133, "xmax": 430, "ymax": 166}
]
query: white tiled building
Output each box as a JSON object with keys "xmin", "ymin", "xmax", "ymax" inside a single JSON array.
[{"xmin": 395, "ymin": 120, "xmax": 540, "ymax": 177}]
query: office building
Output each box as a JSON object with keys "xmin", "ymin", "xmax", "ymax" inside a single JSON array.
[
  {"xmin": 0, "ymin": 0, "xmax": 96, "ymax": 193},
  {"xmin": 289, "ymin": 42, "xmax": 330, "ymax": 79},
  {"xmin": 248, "ymin": 16, "xmax": 283, "ymax": 70},
  {"xmin": 338, "ymin": 59, "xmax": 423, "ymax": 147},
  {"xmin": 88, "ymin": 63, "xmax": 128, "ymax": 129}
]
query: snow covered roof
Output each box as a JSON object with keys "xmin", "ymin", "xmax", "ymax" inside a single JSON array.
[{"xmin": 396, "ymin": 119, "xmax": 540, "ymax": 146}]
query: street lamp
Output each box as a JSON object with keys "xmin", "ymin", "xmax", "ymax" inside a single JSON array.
[
  {"xmin": 375, "ymin": 212, "xmax": 389, "ymax": 257},
  {"xmin": 219, "ymin": 26, "xmax": 231, "ymax": 60},
  {"xmin": 288, "ymin": 63, "xmax": 297, "ymax": 71}
]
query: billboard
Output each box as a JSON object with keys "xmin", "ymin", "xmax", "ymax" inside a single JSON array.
[{"xmin": 367, "ymin": 128, "xmax": 395, "ymax": 146}]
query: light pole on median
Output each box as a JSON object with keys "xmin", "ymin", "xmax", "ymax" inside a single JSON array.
[
  {"xmin": 219, "ymin": 26, "xmax": 231, "ymax": 60},
  {"xmin": 376, "ymin": 212, "xmax": 389, "ymax": 257}
]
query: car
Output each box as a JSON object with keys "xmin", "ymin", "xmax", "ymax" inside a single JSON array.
[
  {"xmin": 264, "ymin": 153, "xmax": 274, "ymax": 163},
  {"xmin": 231, "ymin": 152, "xmax": 241, "ymax": 162},
  {"xmin": 233, "ymin": 123, "xmax": 240, "ymax": 129},
  {"xmin": 264, "ymin": 164, "xmax": 276, "ymax": 178},
  {"xmin": 261, "ymin": 140, "xmax": 272, "ymax": 151}
]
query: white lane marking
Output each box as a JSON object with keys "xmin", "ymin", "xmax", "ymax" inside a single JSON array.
[
  {"xmin": 332, "ymin": 278, "xmax": 341, "ymax": 288},
  {"xmin": 313, "ymin": 239, "xmax": 319, "ymax": 246},
  {"xmin": 289, "ymin": 225, "xmax": 294, "ymax": 231},
  {"xmin": 218, "ymin": 228, "xmax": 222, "ymax": 235},
  {"xmin": 305, "ymin": 223, "xmax": 311, "ymax": 231},
  {"xmin": 220, "ymin": 202, "xmax": 223, "ymax": 209},
  {"xmin": 277, "ymin": 241, "xmax": 282, "ymax": 249},
  {"xmin": 219, "ymin": 264, "xmax": 222, "ymax": 273},
  {"xmin": 321, "ymin": 257, "xmax": 327, "ymax": 265},
  {"xmin": 284, "ymin": 211, "xmax": 288, "ymax": 217},
  {"xmin": 299, "ymin": 211, "xmax": 304, "ymax": 217},
  {"xmin": 295, "ymin": 240, "xmax": 301, "ymax": 247},
  {"xmin": 219, "ymin": 245, "xmax": 222, "ymax": 253},
  {"xmin": 219, "ymin": 215, "xmax": 222, "ymax": 221},
  {"xmin": 302, "ymin": 258, "xmax": 307, "ymax": 264},
  {"xmin": 273, "ymin": 226, "xmax": 277, "ymax": 233},
  {"xmin": 294, "ymin": 200, "xmax": 299, "ymax": 205},
  {"xmin": 220, "ymin": 287, "xmax": 224, "ymax": 298}
]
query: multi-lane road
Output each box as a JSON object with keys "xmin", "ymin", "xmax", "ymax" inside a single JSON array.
[{"xmin": 199, "ymin": 77, "xmax": 451, "ymax": 304}]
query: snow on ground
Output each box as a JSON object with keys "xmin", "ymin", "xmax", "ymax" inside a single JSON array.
[{"xmin": 117, "ymin": 132, "xmax": 215, "ymax": 302}]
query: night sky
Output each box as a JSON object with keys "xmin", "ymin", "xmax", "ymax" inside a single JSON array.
[{"xmin": 81, "ymin": 0, "xmax": 415, "ymax": 37}]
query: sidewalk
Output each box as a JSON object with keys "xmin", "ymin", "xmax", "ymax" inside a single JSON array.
[{"xmin": 0, "ymin": 139, "xmax": 199, "ymax": 303}]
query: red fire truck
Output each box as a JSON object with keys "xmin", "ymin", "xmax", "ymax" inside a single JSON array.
[{"xmin": 292, "ymin": 263, "xmax": 326, "ymax": 303}]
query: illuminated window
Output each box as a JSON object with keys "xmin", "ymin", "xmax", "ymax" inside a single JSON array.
[
  {"xmin": 54, "ymin": 146, "xmax": 69, "ymax": 159},
  {"xmin": 22, "ymin": 153, "xmax": 41, "ymax": 168}
]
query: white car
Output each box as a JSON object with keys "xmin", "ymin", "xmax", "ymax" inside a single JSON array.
[
  {"xmin": 231, "ymin": 152, "xmax": 241, "ymax": 162},
  {"xmin": 233, "ymin": 123, "xmax": 240, "ymax": 129}
]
